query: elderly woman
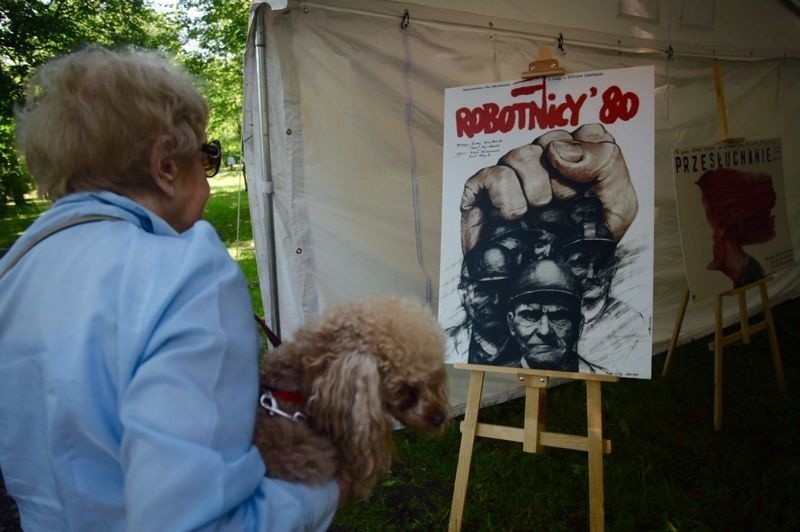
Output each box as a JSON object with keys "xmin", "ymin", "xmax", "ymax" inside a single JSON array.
[{"xmin": 0, "ymin": 47, "xmax": 340, "ymax": 531}]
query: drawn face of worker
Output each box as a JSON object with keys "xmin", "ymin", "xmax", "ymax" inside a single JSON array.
[
  {"xmin": 563, "ymin": 247, "xmax": 615, "ymax": 309},
  {"xmin": 460, "ymin": 279, "xmax": 509, "ymax": 327},
  {"xmin": 486, "ymin": 220, "xmax": 534, "ymax": 267},
  {"xmin": 524, "ymin": 205, "xmax": 570, "ymax": 263},
  {"xmin": 507, "ymin": 293, "xmax": 582, "ymax": 367},
  {"xmin": 529, "ymin": 228, "xmax": 558, "ymax": 261},
  {"xmin": 459, "ymin": 244, "xmax": 515, "ymax": 329}
]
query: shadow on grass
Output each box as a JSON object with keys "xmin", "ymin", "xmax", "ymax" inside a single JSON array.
[
  {"xmin": 332, "ymin": 297, "xmax": 800, "ymax": 532},
  {"xmin": 0, "ymin": 200, "xmax": 48, "ymax": 252}
]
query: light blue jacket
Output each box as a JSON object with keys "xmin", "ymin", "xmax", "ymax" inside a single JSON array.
[{"xmin": 0, "ymin": 192, "xmax": 338, "ymax": 531}]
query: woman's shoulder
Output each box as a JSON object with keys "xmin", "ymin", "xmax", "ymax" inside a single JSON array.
[{"xmin": 117, "ymin": 220, "xmax": 237, "ymax": 288}]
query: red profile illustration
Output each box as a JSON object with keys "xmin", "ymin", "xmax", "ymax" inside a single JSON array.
[{"xmin": 695, "ymin": 168, "xmax": 776, "ymax": 288}]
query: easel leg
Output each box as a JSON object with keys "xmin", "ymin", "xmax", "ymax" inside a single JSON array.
[
  {"xmin": 714, "ymin": 296, "xmax": 724, "ymax": 431},
  {"xmin": 448, "ymin": 370, "xmax": 485, "ymax": 532},
  {"xmin": 738, "ymin": 292, "xmax": 750, "ymax": 344},
  {"xmin": 586, "ymin": 380, "xmax": 605, "ymax": 532},
  {"xmin": 523, "ymin": 376, "xmax": 548, "ymax": 453},
  {"xmin": 663, "ymin": 288, "xmax": 690, "ymax": 377},
  {"xmin": 758, "ymin": 282, "xmax": 787, "ymax": 397}
]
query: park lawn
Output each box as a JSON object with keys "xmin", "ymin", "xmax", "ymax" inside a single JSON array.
[
  {"xmin": 2, "ymin": 175, "xmax": 799, "ymax": 530},
  {"xmin": 0, "ymin": 170, "xmax": 263, "ymax": 317}
]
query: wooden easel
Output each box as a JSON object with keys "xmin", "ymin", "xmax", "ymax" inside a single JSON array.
[
  {"xmin": 449, "ymin": 49, "xmax": 618, "ymax": 531},
  {"xmin": 710, "ymin": 65, "xmax": 744, "ymax": 145},
  {"xmin": 661, "ymin": 65, "xmax": 787, "ymax": 430},
  {"xmin": 661, "ymin": 278, "xmax": 787, "ymax": 430},
  {"xmin": 448, "ymin": 364, "xmax": 618, "ymax": 531}
]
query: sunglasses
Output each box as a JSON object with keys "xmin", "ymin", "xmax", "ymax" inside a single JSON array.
[{"xmin": 200, "ymin": 140, "xmax": 222, "ymax": 178}]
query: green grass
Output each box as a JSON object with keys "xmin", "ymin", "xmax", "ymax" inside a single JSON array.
[
  {"xmin": 203, "ymin": 170, "xmax": 265, "ymax": 317},
  {"xmin": 0, "ymin": 170, "xmax": 264, "ymax": 316},
  {"xmin": 0, "ymin": 197, "xmax": 49, "ymax": 253},
  {"xmin": 2, "ymin": 182, "xmax": 799, "ymax": 531},
  {"xmin": 331, "ymin": 303, "xmax": 800, "ymax": 531}
]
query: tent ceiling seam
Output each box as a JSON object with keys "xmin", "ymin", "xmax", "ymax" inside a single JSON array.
[{"xmin": 296, "ymin": 1, "xmax": 800, "ymax": 61}]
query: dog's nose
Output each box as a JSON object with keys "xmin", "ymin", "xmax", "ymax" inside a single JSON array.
[{"xmin": 428, "ymin": 411, "xmax": 447, "ymax": 427}]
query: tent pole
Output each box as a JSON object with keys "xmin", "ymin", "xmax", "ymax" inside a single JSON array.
[{"xmin": 253, "ymin": 4, "xmax": 281, "ymax": 338}]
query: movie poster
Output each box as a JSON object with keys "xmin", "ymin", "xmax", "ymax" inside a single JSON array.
[
  {"xmin": 437, "ymin": 66, "xmax": 655, "ymax": 379},
  {"xmin": 673, "ymin": 139, "xmax": 795, "ymax": 301}
]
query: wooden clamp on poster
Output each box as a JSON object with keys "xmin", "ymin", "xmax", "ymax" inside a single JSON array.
[
  {"xmin": 448, "ymin": 364, "xmax": 618, "ymax": 532},
  {"xmin": 662, "ymin": 65, "xmax": 787, "ymax": 430},
  {"xmin": 520, "ymin": 46, "xmax": 565, "ymax": 79}
]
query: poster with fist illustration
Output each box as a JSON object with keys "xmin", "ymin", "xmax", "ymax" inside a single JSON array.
[{"xmin": 437, "ymin": 66, "xmax": 654, "ymax": 379}]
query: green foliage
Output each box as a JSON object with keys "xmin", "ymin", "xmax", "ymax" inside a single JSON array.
[
  {"xmin": 176, "ymin": 0, "xmax": 251, "ymax": 161},
  {"xmin": 0, "ymin": 0, "xmax": 184, "ymax": 210},
  {"xmin": 0, "ymin": 117, "xmax": 30, "ymax": 215},
  {"xmin": 0, "ymin": 0, "xmax": 252, "ymax": 210}
]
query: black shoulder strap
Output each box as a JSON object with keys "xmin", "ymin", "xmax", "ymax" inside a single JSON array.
[{"xmin": 0, "ymin": 214, "xmax": 121, "ymax": 280}]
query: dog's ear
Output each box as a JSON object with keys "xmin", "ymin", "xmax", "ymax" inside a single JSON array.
[{"xmin": 308, "ymin": 350, "xmax": 391, "ymax": 495}]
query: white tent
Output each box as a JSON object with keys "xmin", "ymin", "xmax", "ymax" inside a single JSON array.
[{"xmin": 242, "ymin": 0, "xmax": 800, "ymax": 415}]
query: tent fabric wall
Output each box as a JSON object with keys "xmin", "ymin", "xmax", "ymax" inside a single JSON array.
[{"xmin": 243, "ymin": 0, "xmax": 800, "ymax": 415}]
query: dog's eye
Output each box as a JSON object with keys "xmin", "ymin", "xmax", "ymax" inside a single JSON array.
[{"xmin": 399, "ymin": 385, "xmax": 420, "ymax": 409}]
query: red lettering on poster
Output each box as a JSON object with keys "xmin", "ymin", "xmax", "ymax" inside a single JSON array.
[
  {"xmin": 599, "ymin": 85, "xmax": 639, "ymax": 124},
  {"xmin": 454, "ymin": 78, "xmax": 641, "ymax": 138}
]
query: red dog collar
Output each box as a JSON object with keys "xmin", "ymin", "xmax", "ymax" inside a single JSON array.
[
  {"xmin": 269, "ymin": 388, "xmax": 307, "ymax": 404},
  {"xmin": 260, "ymin": 389, "xmax": 307, "ymax": 422}
]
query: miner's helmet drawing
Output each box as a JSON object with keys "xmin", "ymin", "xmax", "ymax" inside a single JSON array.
[
  {"xmin": 510, "ymin": 259, "xmax": 581, "ymax": 311},
  {"xmin": 559, "ymin": 199, "xmax": 618, "ymax": 310},
  {"xmin": 483, "ymin": 218, "xmax": 532, "ymax": 243},
  {"xmin": 561, "ymin": 192, "xmax": 615, "ymax": 254},
  {"xmin": 526, "ymin": 205, "xmax": 571, "ymax": 236},
  {"xmin": 524, "ymin": 205, "xmax": 572, "ymax": 255},
  {"xmin": 560, "ymin": 219, "xmax": 616, "ymax": 258},
  {"xmin": 463, "ymin": 243, "xmax": 516, "ymax": 282},
  {"xmin": 567, "ymin": 192, "xmax": 605, "ymax": 226},
  {"xmin": 460, "ymin": 243, "xmax": 516, "ymax": 328}
]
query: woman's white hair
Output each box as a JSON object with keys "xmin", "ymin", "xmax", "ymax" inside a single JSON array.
[{"xmin": 16, "ymin": 46, "xmax": 209, "ymax": 200}]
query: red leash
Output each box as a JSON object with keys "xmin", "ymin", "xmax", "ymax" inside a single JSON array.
[
  {"xmin": 253, "ymin": 315, "xmax": 308, "ymax": 413},
  {"xmin": 253, "ymin": 314, "xmax": 282, "ymax": 347}
]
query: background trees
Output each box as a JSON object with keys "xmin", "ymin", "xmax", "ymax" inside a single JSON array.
[
  {"xmin": 176, "ymin": 0, "xmax": 250, "ymax": 165},
  {"xmin": 0, "ymin": 0, "xmax": 249, "ymax": 211}
]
